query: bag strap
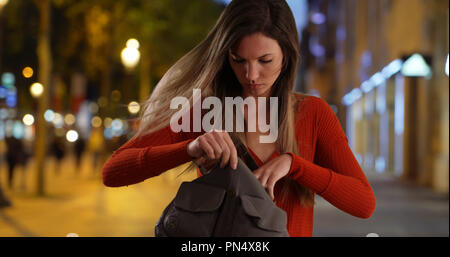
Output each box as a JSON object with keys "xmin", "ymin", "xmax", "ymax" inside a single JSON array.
[{"xmin": 235, "ymin": 142, "xmax": 259, "ymax": 171}]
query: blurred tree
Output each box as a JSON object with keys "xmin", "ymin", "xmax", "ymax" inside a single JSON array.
[
  {"xmin": 120, "ymin": 0, "xmax": 224, "ymax": 103},
  {"xmin": 53, "ymin": 0, "xmax": 114, "ymax": 116},
  {"xmin": 53, "ymin": 0, "xmax": 223, "ymax": 116},
  {"xmin": 0, "ymin": 0, "xmax": 223, "ymax": 195},
  {"xmin": 3, "ymin": 0, "xmax": 224, "ymax": 113},
  {"xmin": 1, "ymin": 0, "xmax": 39, "ymax": 114},
  {"xmin": 33, "ymin": 0, "xmax": 52, "ymax": 196}
]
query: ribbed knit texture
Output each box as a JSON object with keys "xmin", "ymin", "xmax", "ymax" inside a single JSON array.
[{"xmin": 102, "ymin": 95, "xmax": 376, "ymax": 237}]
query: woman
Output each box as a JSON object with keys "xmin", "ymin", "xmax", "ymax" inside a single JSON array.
[{"xmin": 102, "ymin": 0, "xmax": 376, "ymax": 237}]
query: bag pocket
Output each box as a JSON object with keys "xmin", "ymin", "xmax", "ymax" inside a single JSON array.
[
  {"xmin": 237, "ymin": 194, "xmax": 289, "ymax": 236},
  {"xmin": 161, "ymin": 181, "xmax": 226, "ymax": 237}
]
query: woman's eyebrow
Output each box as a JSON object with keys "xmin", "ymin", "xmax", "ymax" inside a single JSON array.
[{"xmin": 230, "ymin": 51, "xmax": 273, "ymax": 59}]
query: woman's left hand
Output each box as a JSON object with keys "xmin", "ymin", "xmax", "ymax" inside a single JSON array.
[{"xmin": 253, "ymin": 153, "xmax": 293, "ymax": 200}]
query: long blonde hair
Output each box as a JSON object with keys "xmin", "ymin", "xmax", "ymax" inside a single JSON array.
[{"xmin": 135, "ymin": 0, "xmax": 313, "ymax": 206}]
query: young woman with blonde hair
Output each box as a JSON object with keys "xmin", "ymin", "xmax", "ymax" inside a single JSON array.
[{"xmin": 102, "ymin": 0, "xmax": 376, "ymax": 237}]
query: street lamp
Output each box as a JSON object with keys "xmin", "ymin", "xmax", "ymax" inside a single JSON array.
[{"xmin": 121, "ymin": 38, "xmax": 141, "ymax": 71}]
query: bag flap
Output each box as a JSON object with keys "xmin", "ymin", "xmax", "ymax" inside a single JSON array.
[
  {"xmin": 174, "ymin": 182, "xmax": 226, "ymax": 212},
  {"xmin": 240, "ymin": 195, "xmax": 288, "ymax": 232}
]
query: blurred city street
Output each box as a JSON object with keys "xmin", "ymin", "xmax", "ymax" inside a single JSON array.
[
  {"xmin": 314, "ymin": 172, "xmax": 449, "ymax": 237},
  {"xmin": 0, "ymin": 153, "xmax": 197, "ymax": 237},
  {"xmin": 0, "ymin": 152, "xmax": 448, "ymax": 237}
]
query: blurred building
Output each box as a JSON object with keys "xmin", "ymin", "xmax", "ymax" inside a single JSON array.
[{"xmin": 300, "ymin": 0, "xmax": 449, "ymax": 193}]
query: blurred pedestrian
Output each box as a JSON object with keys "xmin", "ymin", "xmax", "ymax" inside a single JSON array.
[
  {"xmin": 74, "ymin": 137, "xmax": 86, "ymax": 172},
  {"xmin": 5, "ymin": 136, "xmax": 25, "ymax": 189},
  {"xmin": 51, "ymin": 136, "xmax": 66, "ymax": 175}
]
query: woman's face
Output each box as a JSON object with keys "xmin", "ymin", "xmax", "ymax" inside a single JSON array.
[{"xmin": 229, "ymin": 32, "xmax": 284, "ymax": 98}]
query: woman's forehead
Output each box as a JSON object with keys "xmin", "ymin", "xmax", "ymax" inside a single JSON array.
[{"xmin": 230, "ymin": 33, "xmax": 282, "ymax": 58}]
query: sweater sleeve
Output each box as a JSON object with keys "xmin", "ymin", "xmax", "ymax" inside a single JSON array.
[
  {"xmin": 287, "ymin": 97, "xmax": 376, "ymax": 219},
  {"xmin": 102, "ymin": 124, "xmax": 199, "ymax": 187}
]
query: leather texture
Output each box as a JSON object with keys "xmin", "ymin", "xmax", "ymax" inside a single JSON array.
[{"xmin": 154, "ymin": 154, "xmax": 290, "ymax": 237}]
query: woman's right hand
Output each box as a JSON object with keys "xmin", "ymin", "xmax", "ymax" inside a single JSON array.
[{"xmin": 187, "ymin": 130, "xmax": 238, "ymax": 170}]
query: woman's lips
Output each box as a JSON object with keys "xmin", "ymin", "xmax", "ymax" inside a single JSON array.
[{"xmin": 249, "ymin": 83, "xmax": 263, "ymax": 89}]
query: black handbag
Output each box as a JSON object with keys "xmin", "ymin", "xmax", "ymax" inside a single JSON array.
[{"xmin": 154, "ymin": 144, "xmax": 289, "ymax": 237}]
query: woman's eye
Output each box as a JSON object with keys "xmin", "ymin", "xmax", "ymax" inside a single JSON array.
[{"xmin": 260, "ymin": 60, "xmax": 272, "ymax": 64}]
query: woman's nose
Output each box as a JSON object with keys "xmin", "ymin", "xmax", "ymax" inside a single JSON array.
[{"xmin": 245, "ymin": 63, "xmax": 259, "ymax": 82}]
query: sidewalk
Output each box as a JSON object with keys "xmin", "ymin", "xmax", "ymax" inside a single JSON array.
[
  {"xmin": 0, "ymin": 153, "xmax": 197, "ymax": 237},
  {"xmin": 0, "ymin": 154, "xmax": 448, "ymax": 237},
  {"xmin": 313, "ymin": 171, "xmax": 449, "ymax": 237}
]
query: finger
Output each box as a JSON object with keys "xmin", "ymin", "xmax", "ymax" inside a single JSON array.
[
  {"xmin": 253, "ymin": 168, "xmax": 269, "ymax": 187},
  {"xmin": 198, "ymin": 137, "xmax": 215, "ymax": 160},
  {"xmin": 257, "ymin": 171, "xmax": 269, "ymax": 189},
  {"xmin": 214, "ymin": 134, "xmax": 230, "ymax": 168},
  {"xmin": 223, "ymin": 132, "xmax": 238, "ymax": 169},
  {"xmin": 205, "ymin": 133, "xmax": 223, "ymax": 160},
  {"xmin": 253, "ymin": 167, "xmax": 262, "ymax": 179},
  {"xmin": 268, "ymin": 186, "xmax": 275, "ymax": 201},
  {"xmin": 266, "ymin": 176, "xmax": 277, "ymax": 200},
  {"xmin": 220, "ymin": 143, "xmax": 231, "ymax": 169},
  {"xmin": 194, "ymin": 156, "xmax": 206, "ymax": 166}
]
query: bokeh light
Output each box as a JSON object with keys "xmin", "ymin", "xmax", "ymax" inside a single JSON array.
[
  {"xmin": 121, "ymin": 47, "xmax": 141, "ymax": 70},
  {"xmin": 44, "ymin": 109, "xmax": 55, "ymax": 122},
  {"xmin": 89, "ymin": 102, "xmax": 99, "ymax": 114},
  {"xmin": 128, "ymin": 101, "xmax": 140, "ymax": 114},
  {"xmin": 22, "ymin": 67, "xmax": 34, "ymax": 78},
  {"xmin": 104, "ymin": 117, "xmax": 112, "ymax": 128},
  {"xmin": 0, "ymin": 0, "xmax": 9, "ymax": 8},
  {"xmin": 121, "ymin": 39, "xmax": 141, "ymax": 70},
  {"xmin": 66, "ymin": 130, "xmax": 79, "ymax": 142},
  {"xmin": 445, "ymin": 54, "xmax": 449, "ymax": 76},
  {"xmin": 52, "ymin": 113, "xmax": 64, "ymax": 128},
  {"xmin": 64, "ymin": 113, "xmax": 76, "ymax": 126},
  {"xmin": 91, "ymin": 116, "xmax": 102, "ymax": 128},
  {"xmin": 126, "ymin": 38, "xmax": 140, "ymax": 49},
  {"xmin": 22, "ymin": 114, "xmax": 35, "ymax": 126},
  {"xmin": 30, "ymin": 82, "xmax": 44, "ymax": 98}
]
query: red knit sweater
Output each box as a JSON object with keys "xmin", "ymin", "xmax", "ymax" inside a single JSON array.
[{"xmin": 102, "ymin": 95, "xmax": 376, "ymax": 237}]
